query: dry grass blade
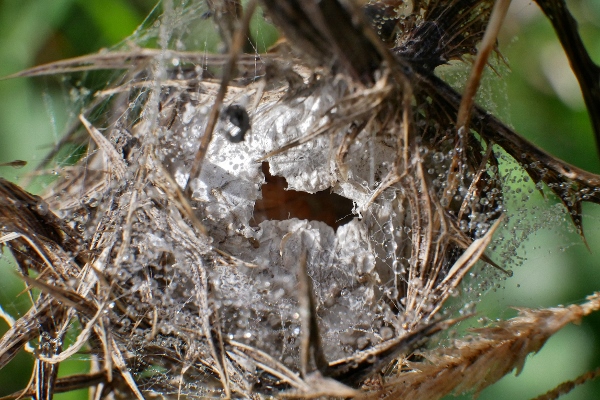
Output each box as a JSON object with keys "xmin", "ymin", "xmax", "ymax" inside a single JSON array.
[
  {"xmin": 445, "ymin": 0, "xmax": 511, "ymax": 205},
  {"xmin": 532, "ymin": 366, "xmax": 600, "ymax": 400},
  {"xmin": 35, "ymin": 355, "xmax": 59, "ymax": 400},
  {"xmin": 228, "ymin": 341, "xmax": 308, "ymax": 390},
  {"xmin": 19, "ymin": 275, "xmax": 97, "ymax": 317},
  {"xmin": 456, "ymin": 0, "xmax": 511, "ymax": 130},
  {"xmin": 0, "ymin": 178, "xmax": 82, "ymax": 263},
  {"xmin": 153, "ymin": 162, "xmax": 207, "ymax": 235},
  {"xmin": 197, "ymin": 272, "xmax": 231, "ymax": 398},
  {"xmin": 327, "ymin": 316, "xmax": 468, "ymax": 386},
  {"xmin": 37, "ymin": 303, "xmax": 106, "ymax": 364},
  {"xmin": 0, "ymin": 303, "xmax": 49, "ymax": 369},
  {"xmin": 184, "ymin": 0, "xmax": 257, "ymax": 194},
  {"xmin": 79, "ymin": 114, "xmax": 127, "ymax": 181},
  {"xmin": 0, "ymin": 371, "xmax": 108, "ymax": 400},
  {"xmin": 109, "ymin": 335, "xmax": 145, "ymax": 400},
  {"xmin": 0, "ymin": 49, "xmax": 265, "ymax": 79},
  {"xmin": 280, "ymin": 372, "xmax": 358, "ymax": 398},
  {"xmin": 297, "ymin": 251, "xmax": 328, "ymax": 377},
  {"xmin": 427, "ymin": 216, "xmax": 504, "ymax": 317}
]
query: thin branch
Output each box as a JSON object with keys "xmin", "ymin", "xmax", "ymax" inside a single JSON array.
[{"xmin": 184, "ymin": 0, "xmax": 258, "ymax": 195}]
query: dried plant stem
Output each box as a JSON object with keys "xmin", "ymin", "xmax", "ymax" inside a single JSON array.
[
  {"xmin": 185, "ymin": 0, "xmax": 257, "ymax": 195},
  {"xmin": 456, "ymin": 0, "xmax": 512, "ymax": 130},
  {"xmin": 446, "ymin": 0, "xmax": 511, "ymax": 206},
  {"xmin": 532, "ymin": 366, "xmax": 600, "ymax": 400}
]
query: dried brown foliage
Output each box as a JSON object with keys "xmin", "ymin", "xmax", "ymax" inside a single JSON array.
[
  {"xmin": 1, "ymin": 0, "xmax": 600, "ymax": 399},
  {"xmin": 360, "ymin": 293, "xmax": 600, "ymax": 400}
]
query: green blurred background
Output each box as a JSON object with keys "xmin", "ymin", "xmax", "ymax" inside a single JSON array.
[{"xmin": 1, "ymin": 0, "xmax": 600, "ymax": 399}]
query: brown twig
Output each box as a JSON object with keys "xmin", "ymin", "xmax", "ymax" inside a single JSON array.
[{"xmin": 184, "ymin": 0, "xmax": 257, "ymax": 195}]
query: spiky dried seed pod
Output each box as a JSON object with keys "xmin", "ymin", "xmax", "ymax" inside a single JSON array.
[{"xmin": 2, "ymin": 0, "xmax": 600, "ymax": 399}]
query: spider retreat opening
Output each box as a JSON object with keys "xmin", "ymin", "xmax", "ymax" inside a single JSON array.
[{"xmin": 252, "ymin": 162, "xmax": 355, "ymax": 230}]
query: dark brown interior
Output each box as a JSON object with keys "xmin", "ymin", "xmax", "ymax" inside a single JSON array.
[{"xmin": 252, "ymin": 162, "xmax": 354, "ymax": 229}]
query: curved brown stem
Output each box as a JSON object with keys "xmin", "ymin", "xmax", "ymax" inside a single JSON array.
[{"xmin": 534, "ymin": 0, "xmax": 600, "ymax": 156}]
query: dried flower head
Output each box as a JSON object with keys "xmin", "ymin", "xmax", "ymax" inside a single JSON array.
[{"xmin": 1, "ymin": 0, "xmax": 600, "ymax": 399}]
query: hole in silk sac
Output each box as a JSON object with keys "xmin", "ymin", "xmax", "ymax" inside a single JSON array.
[{"xmin": 252, "ymin": 162, "xmax": 354, "ymax": 230}]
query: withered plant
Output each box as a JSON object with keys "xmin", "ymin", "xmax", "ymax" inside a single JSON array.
[{"xmin": 1, "ymin": 0, "xmax": 600, "ymax": 399}]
